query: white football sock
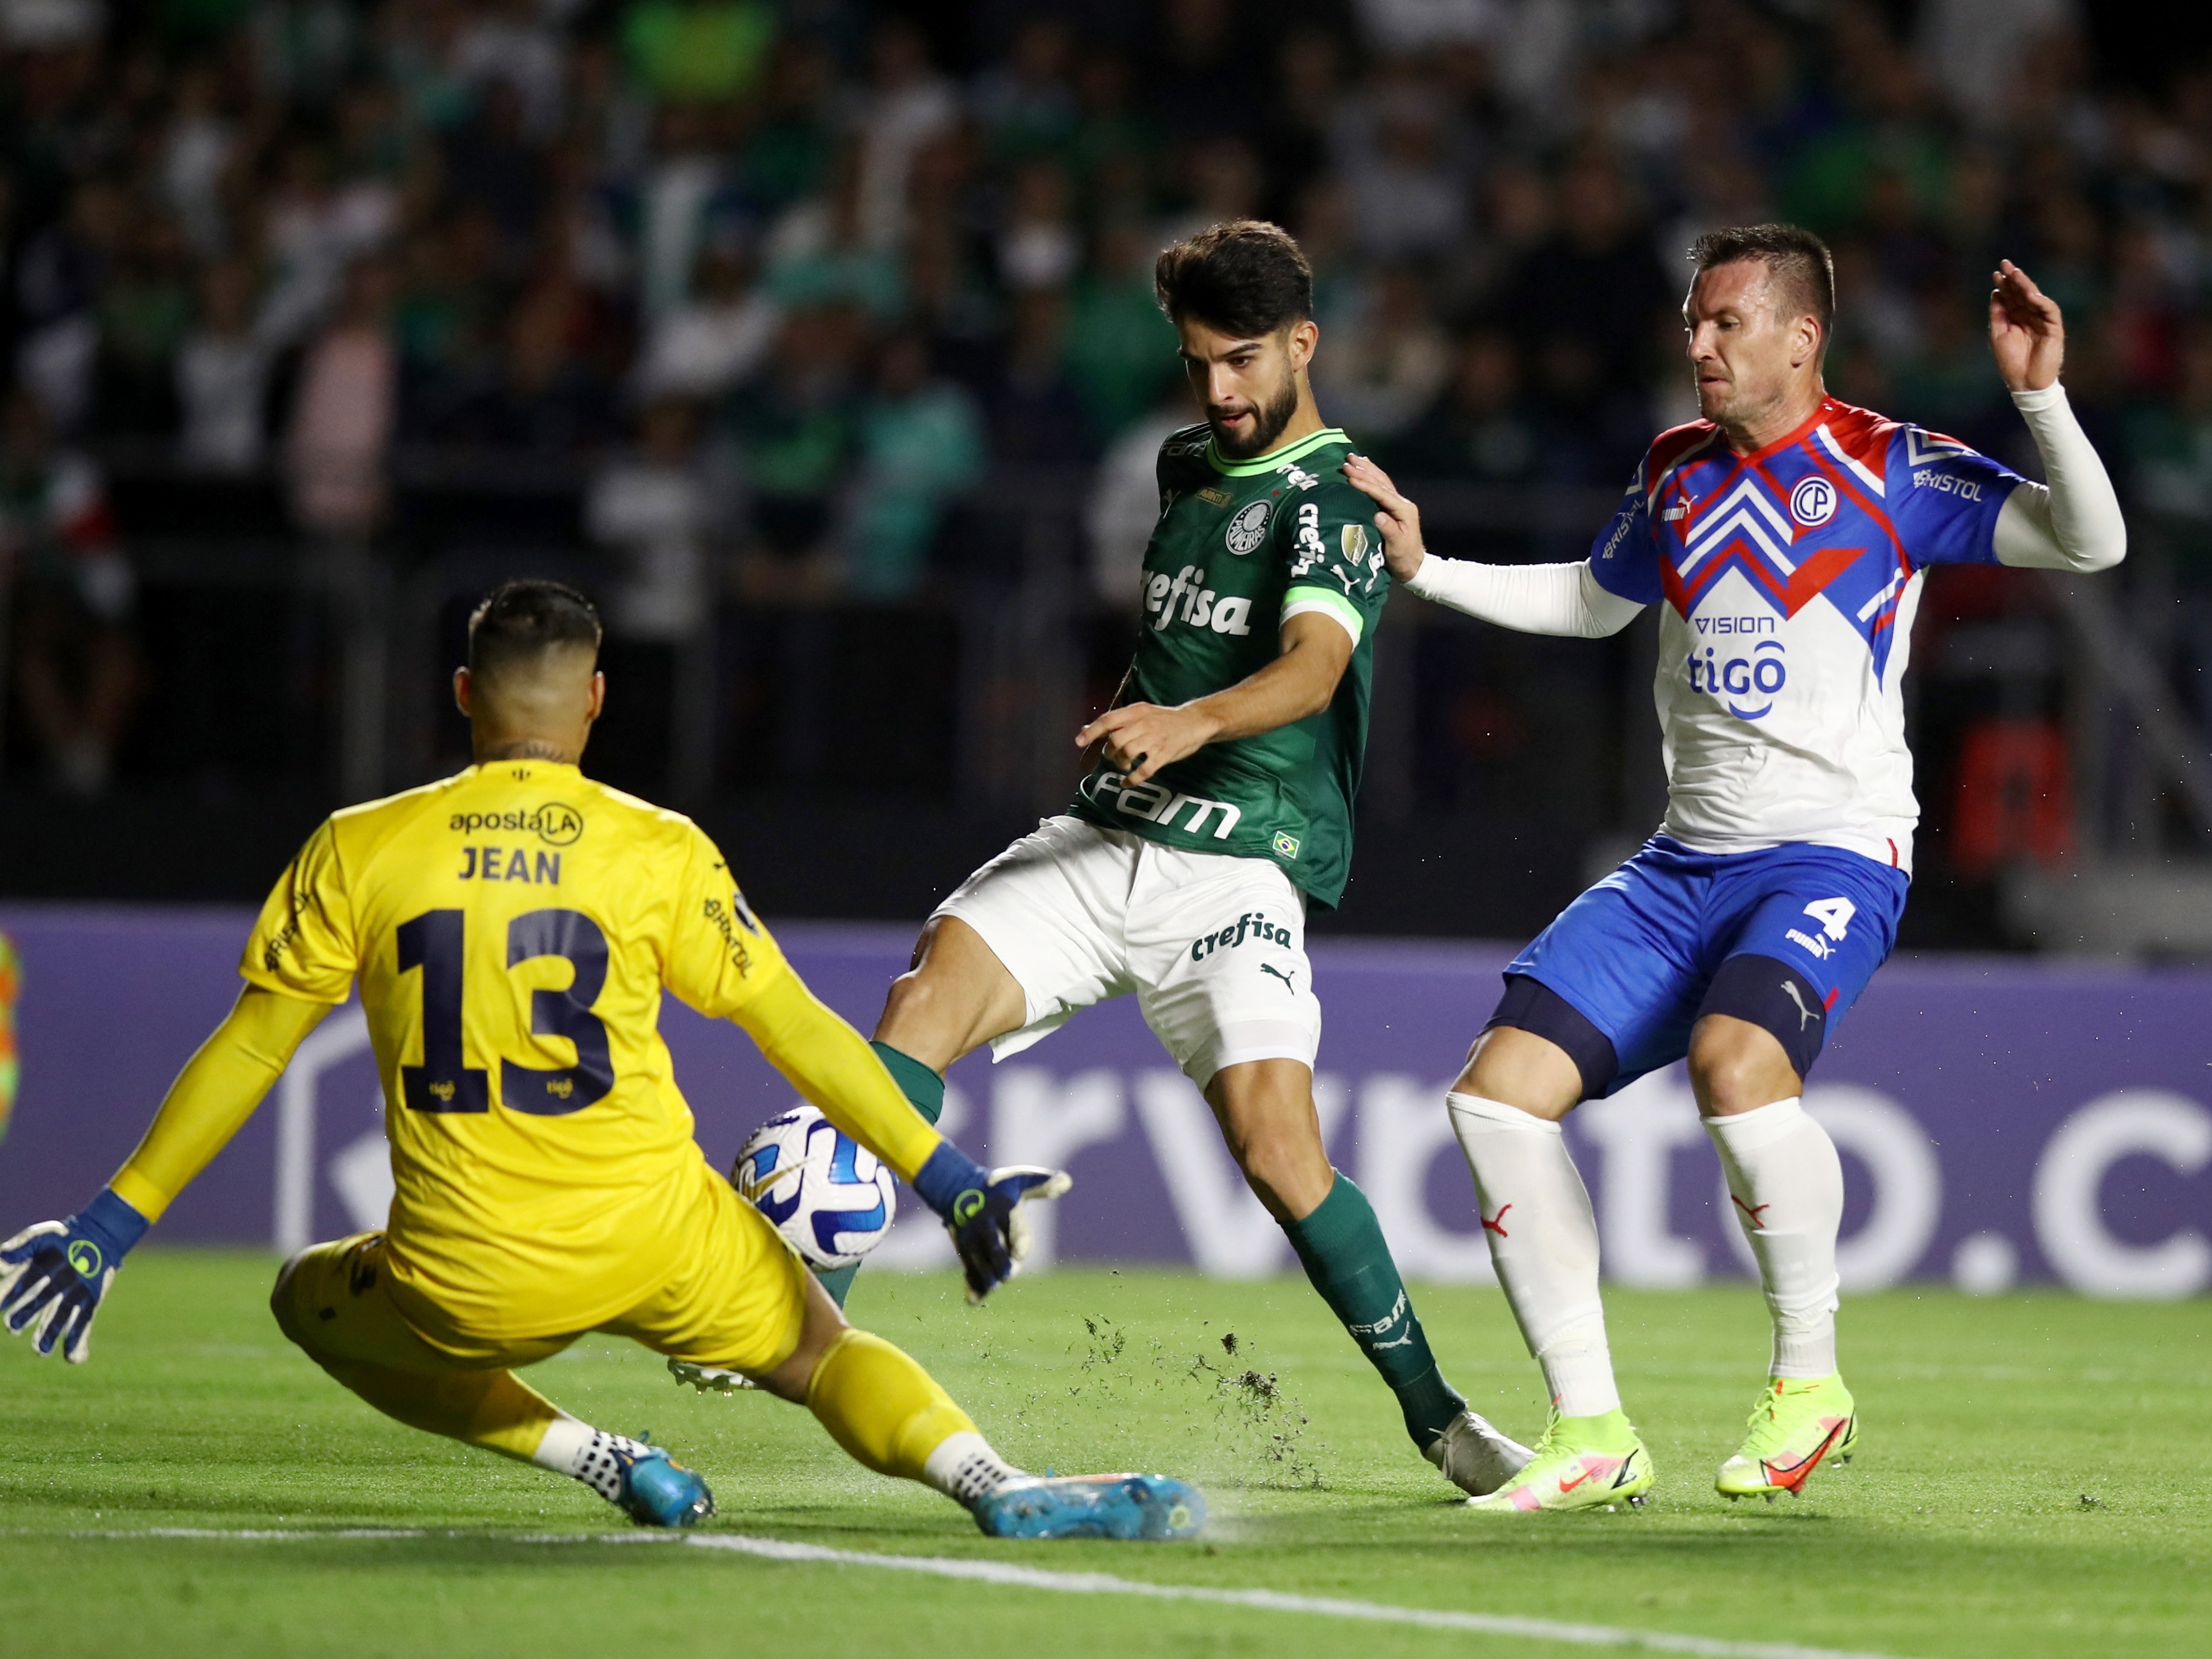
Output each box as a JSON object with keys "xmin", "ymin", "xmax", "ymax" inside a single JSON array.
[
  {"xmin": 922, "ymin": 1430, "xmax": 1022, "ymax": 1509},
  {"xmin": 1447, "ymin": 1092, "xmax": 1621, "ymax": 1418},
  {"xmin": 1704, "ymin": 1097, "xmax": 1843, "ymax": 1379},
  {"xmin": 532, "ymin": 1415, "xmax": 653, "ymax": 1501}
]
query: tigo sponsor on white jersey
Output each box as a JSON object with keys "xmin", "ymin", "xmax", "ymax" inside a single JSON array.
[{"xmin": 1590, "ymin": 398, "xmax": 2025, "ymax": 873}]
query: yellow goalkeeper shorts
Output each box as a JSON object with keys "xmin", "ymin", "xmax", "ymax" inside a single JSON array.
[{"xmin": 272, "ymin": 1171, "xmax": 812, "ymax": 1377}]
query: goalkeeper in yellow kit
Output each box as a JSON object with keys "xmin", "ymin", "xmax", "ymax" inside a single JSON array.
[{"xmin": 0, "ymin": 580, "xmax": 1202, "ymax": 1541}]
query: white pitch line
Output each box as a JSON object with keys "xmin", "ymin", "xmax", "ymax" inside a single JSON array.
[{"xmin": 54, "ymin": 1527, "xmax": 1906, "ymax": 1659}]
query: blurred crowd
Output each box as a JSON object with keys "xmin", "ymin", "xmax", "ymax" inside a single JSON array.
[{"xmin": 2, "ymin": 0, "xmax": 2211, "ymax": 799}]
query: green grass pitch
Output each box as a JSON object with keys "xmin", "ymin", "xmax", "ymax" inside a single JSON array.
[{"xmin": 2, "ymin": 1251, "xmax": 2205, "ymax": 1658}]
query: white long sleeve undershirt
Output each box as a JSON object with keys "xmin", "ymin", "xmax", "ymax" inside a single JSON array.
[
  {"xmin": 1401, "ymin": 555, "xmax": 1644, "ymax": 636},
  {"xmin": 1991, "ymin": 383, "xmax": 2126, "ymax": 572},
  {"xmin": 1401, "ymin": 381, "xmax": 2125, "ymax": 632}
]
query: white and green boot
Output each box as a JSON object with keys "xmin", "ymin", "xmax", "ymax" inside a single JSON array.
[
  {"xmin": 1465, "ymin": 1409, "xmax": 1654, "ymax": 1513},
  {"xmin": 1716, "ymin": 1373, "xmax": 1857, "ymax": 1500}
]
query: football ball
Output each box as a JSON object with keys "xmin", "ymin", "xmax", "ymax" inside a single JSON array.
[{"xmin": 732, "ymin": 1105, "xmax": 898, "ymax": 1270}]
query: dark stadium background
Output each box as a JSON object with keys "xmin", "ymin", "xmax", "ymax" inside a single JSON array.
[{"xmin": 3, "ymin": 0, "xmax": 2209, "ymax": 953}]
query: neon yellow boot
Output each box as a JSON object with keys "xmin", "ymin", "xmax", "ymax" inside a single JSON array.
[
  {"xmin": 1716, "ymin": 1373, "xmax": 1857, "ymax": 1500},
  {"xmin": 1464, "ymin": 1408, "xmax": 1654, "ymax": 1513}
]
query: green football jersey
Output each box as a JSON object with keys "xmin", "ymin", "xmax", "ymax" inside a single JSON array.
[{"xmin": 1071, "ymin": 421, "xmax": 1387, "ymax": 907}]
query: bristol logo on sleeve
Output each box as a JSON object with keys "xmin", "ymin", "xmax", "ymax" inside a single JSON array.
[{"xmin": 1789, "ymin": 475, "xmax": 1837, "ymax": 527}]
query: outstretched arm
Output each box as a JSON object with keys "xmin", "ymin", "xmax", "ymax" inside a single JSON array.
[
  {"xmin": 112, "ymin": 986, "xmax": 333, "ymax": 1220},
  {"xmin": 732, "ymin": 967, "xmax": 1067, "ymax": 1302},
  {"xmin": 2, "ymin": 985, "xmax": 330, "ymax": 1361},
  {"xmin": 1987, "ymin": 260, "xmax": 2126, "ymax": 574},
  {"xmin": 1342, "ymin": 454, "xmax": 1647, "ymax": 638},
  {"xmin": 1076, "ymin": 609, "xmax": 1352, "ymax": 787},
  {"xmin": 730, "ymin": 969, "xmax": 944, "ymax": 1183}
]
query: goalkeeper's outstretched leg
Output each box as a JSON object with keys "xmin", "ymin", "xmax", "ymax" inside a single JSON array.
[
  {"xmin": 271, "ymin": 1236, "xmax": 715, "ymax": 1528},
  {"xmin": 719, "ymin": 1254, "xmax": 1204, "ymax": 1541}
]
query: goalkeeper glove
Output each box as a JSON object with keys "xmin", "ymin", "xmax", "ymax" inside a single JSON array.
[
  {"xmin": 911, "ymin": 1143, "xmax": 1070, "ymax": 1304},
  {"xmin": 0, "ymin": 1188, "xmax": 149, "ymax": 1363}
]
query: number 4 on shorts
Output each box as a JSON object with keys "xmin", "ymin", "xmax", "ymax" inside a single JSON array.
[{"xmin": 1802, "ymin": 897, "xmax": 1855, "ymax": 942}]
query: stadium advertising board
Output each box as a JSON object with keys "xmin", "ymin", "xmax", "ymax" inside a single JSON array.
[{"xmin": 0, "ymin": 908, "xmax": 2204, "ymax": 1299}]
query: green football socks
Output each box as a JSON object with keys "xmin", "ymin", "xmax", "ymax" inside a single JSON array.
[
  {"xmin": 1283, "ymin": 1172, "xmax": 1466, "ymax": 1450},
  {"xmin": 813, "ymin": 1042, "xmax": 948, "ymax": 1308},
  {"xmin": 871, "ymin": 1040, "xmax": 947, "ymax": 1126}
]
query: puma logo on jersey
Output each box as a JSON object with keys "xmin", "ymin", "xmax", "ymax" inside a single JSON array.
[
  {"xmin": 1146, "ymin": 564, "xmax": 1255, "ymax": 635},
  {"xmin": 1260, "ymin": 962, "xmax": 1297, "ymax": 993}
]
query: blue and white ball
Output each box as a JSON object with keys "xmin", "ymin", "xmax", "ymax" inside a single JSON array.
[{"xmin": 732, "ymin": 1106, "xmax": 898, "ymax": 1270}]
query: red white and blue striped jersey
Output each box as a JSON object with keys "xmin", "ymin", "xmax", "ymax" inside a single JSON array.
[{"xmin": 1589, "ymin": 396, "xmax": 2025, "ymax": 873}]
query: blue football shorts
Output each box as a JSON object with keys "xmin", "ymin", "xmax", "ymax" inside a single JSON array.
[{"xmin": 1497, "ymin": 835, "xmax": 1910, "ymax": 1097}]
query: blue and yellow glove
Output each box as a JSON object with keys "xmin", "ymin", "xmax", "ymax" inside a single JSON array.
[
  {"xmin": 910, "ymin": 1144, "xmax": 1071, "ymax": 1305},
  {"xmin": 0, "ymin": 1189, "xmax": 148, "ymax": 1363}
]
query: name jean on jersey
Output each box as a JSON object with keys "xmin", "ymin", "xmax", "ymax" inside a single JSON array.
[
  {"xmin": 456, "ymin": 846, "xmax": 563, "ymax": 883},
  {"xmin": 1083, "ymin": 771, "xmax": 1242, "ymax": 839}
]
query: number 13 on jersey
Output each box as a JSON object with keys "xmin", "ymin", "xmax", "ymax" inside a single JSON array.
[{"xmin": 396, "ymin": 907, "xmax": 614, "ymax": 1116}]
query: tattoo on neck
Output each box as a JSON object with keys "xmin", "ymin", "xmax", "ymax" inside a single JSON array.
[{"xmin": 481, "ymin": 739, "xmax": 575, "ymax": 764}]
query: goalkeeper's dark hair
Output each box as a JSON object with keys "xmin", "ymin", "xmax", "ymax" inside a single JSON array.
[
  {"xmin": 467, "ymin": 579, "xmax": 602, "ymax": 680},
  {"xmin": 1690, "ymin": 223, "xmax": 1835, "ymax": 351},
  {"xmin": 1155, "ymin": 219, "xmax": 1313, "ymax": 337}
]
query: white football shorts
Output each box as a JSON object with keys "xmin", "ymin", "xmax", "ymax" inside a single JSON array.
[{"xmin": 934, "ymin": 815, "xmax": 1322, "ymax": 1087}]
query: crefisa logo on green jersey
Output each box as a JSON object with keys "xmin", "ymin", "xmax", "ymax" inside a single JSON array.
[{"xmin": 1223, "ymin": 500, "xmax": 1270, "ymax": 554}]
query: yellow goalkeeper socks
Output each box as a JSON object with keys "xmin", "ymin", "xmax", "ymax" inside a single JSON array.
[{"xmin": 805, "ymin": 1328, "xmax": 1017, "ymax": 1503}]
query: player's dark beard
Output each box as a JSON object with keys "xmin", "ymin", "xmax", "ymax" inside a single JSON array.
[{"xmin": 1209, "ymin": 372, "xmax": 1301, "ymax": 459}]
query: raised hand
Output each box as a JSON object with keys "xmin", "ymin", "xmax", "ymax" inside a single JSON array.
[
  {"xmin": 1990, "ymin": 260, "xmax": 2064, "ymax": 393},
  {"xmin": 1341, "ymin": 454, "xmax": 1427, "ymax": 583}
]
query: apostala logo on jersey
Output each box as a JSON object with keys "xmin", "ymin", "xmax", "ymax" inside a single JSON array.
[
  {"xmin": 447, "ymin": 803, "xmax": 585, "ymax": 845},
  {"xmin": 1224, "ymin": 500, "xmax": 1270, "ymax": 554}
]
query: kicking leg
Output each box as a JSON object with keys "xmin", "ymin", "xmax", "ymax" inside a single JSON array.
[
  {"xmin": 270, "ymin": 1235, "xmax": 712, "ymax": 1526},
  {"xmin": 1447, "ymin": 1012, "xmax": 1653, "ymax": 1511},
  {"xmin": 1207, "ymin": 1058, "xmax": 1526, "ymax": 1491},
  {"xmin": 746, "ymin": 1246, "xmax": 1202, "ymax": 1539},
  {"xmin": 1689, "ymin": 988, "xmax": 1855, "ymax": 1499},
  {"xmin": 808, "ymin": 915, "xmax": 1032, "ymax": 1306}
]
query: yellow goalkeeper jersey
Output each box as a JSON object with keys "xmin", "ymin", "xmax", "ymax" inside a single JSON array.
[{"xmin": 240, "ymin": 760, "xmax": 796, "ymax": 1333}]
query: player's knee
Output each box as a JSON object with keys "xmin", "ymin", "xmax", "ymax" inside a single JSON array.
[
  {"xmin": 1461, "ymin": 981, "xmax": 1608, "ymax": 1114},
  {"xmin": 269, "ymin": 1248, "xmax": 317, "ymax": 1349},
  {"xmin": 1687, "ymin": 1016, "xmax": 1799, "ymax": 1114},
  {"xmin": 1691, "ymin": 954, "xmax": 1821, "ymax": 1110}
]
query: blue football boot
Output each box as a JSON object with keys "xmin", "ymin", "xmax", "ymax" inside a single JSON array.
[
  {"xmin": 611, "ymin": 1443, "xmax": 715, "ymax": 1528},
  {"xmin": 974, "ymin": 1474, "xmax": 1205, "ymax": 1541}
]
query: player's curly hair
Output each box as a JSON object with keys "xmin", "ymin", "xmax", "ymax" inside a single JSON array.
[
  {"xmin": 1155, "ymin": 220, "xmax": 1313, "ymax": 337},
  {"xmin": 468, "ymin": 578, "xmax": 602, "ymax": 678},
  {"xmin": 1691, "ymin": 223, "xmax": 1835, "ymax": 350}
]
